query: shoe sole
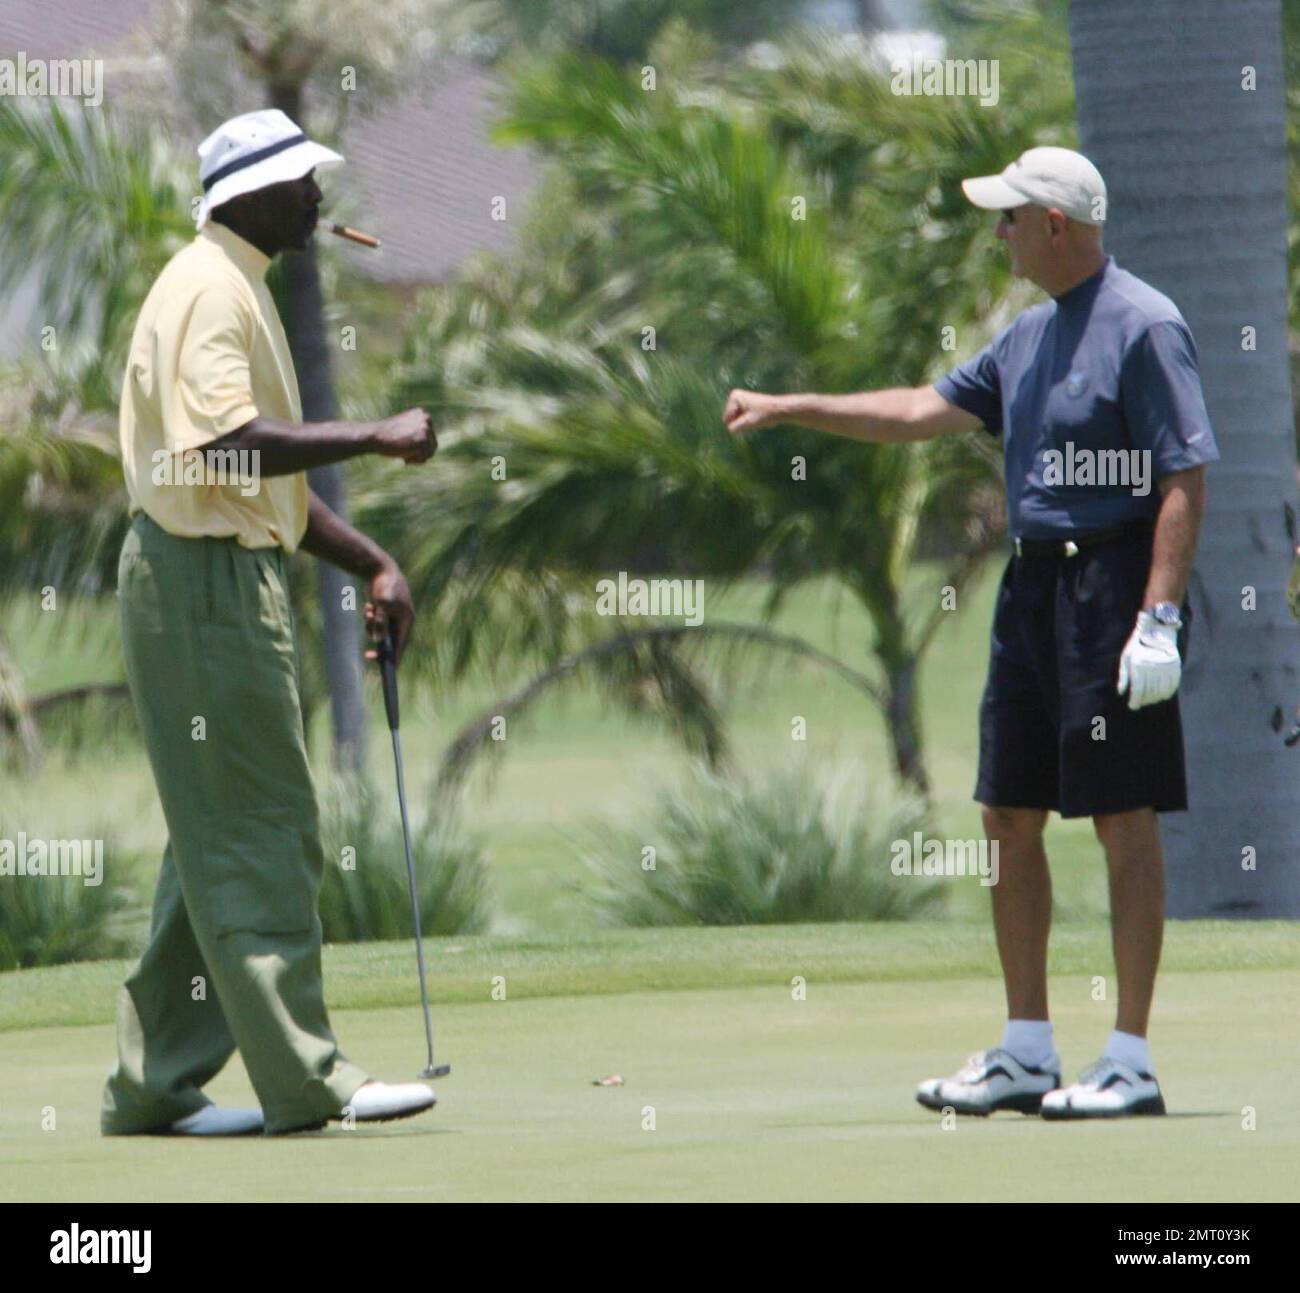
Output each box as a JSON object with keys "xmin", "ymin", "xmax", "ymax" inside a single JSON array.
[
  {"xmin": 916, "ymin": 1086, "xmax": 1057, "ymax": 1117},
  {"xmin": 269, "ymin": 1097, "xmax": 438, "ymax": 1135},
  {"xmin": 1040, "ymin": 1093, "xmax": 1166, "ymax": 1121},
  {"xmin": 161, "ymin": 1126, "xmax": 265, "ymax": 1137},
  {"xmin": 335, "ymin": 1097, "xmax": 438, "ymax": 1125}
]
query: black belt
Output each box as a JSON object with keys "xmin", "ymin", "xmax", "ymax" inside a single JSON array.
[{"xmin": 1013, "ymin": 519, "xmax": 1153, "ymax": 559}]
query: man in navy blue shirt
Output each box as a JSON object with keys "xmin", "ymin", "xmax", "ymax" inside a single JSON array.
[{"xmin": 723, "ymin": 146, "xmax": 1218, "ymax": 1120}]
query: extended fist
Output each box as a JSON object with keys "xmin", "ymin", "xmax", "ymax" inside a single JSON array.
[
  {"xmin": 723, "ymin": 389, "xmax": 778, "ymax": 436},
  {"xmin": 374, "ymin": 408, "xmax": 436, "ymax": 464}
]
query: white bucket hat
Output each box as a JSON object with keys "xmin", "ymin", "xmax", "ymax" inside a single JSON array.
[
  {"xmin": 960, "ymin": 146, "xmax": 1107, "ymax": 225},
  {"xmin": 196, "ymin": 108, "xmax": 344, "ymax": 229}
]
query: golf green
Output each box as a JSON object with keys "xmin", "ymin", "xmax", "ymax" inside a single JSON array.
[{"xmin": 2, "ymin": 925, "xmax": 1295, "ymax": 1202}]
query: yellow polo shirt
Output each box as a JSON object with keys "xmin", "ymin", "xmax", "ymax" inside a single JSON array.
[{"xmin": 119, "ymin": 222, "xmax": 308, "ymax": 552}]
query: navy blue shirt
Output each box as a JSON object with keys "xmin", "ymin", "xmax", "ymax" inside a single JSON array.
[{"xmin": 934, "ymin": 256, "xmax": 1219, "ymax": 540}]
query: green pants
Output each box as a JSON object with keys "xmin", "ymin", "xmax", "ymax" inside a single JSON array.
[{"xmin": 101, "ymin": 513, "xmax": 368, "ymax": 1134}]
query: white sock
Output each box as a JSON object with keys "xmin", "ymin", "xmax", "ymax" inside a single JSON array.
[
  {"xmin": 1104, "ymin": 1029, "xmax": 1152, "ymax": 1075},
  {"xmin": 1000, "ymin": 1019, "xmax": 1056, "ymax": 1068}
]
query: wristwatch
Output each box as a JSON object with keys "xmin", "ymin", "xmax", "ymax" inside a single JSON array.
[{"xmin": 1147, "ymin": 601, "xmax": 1182, "ymax": 629}]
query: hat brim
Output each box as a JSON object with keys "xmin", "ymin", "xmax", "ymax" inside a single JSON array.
[
  {"xmin": 196, "ymin": 140, "xmax": 345, "ymax": 228},
  {"xmin": 960, "ymin": 174, "xmax": 1028, "ymax": 212}
]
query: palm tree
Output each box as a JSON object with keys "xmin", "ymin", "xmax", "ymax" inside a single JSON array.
[
  {"xmin": 439, "ymin": 0, "xmax": 804, "ymax": 63},
  {"xmin": 0, "ymin": 100, "xmax": 194, "ymax": 419},
  {"xmin": 1070, "ymin": 0, "xmax": 1300, "ymax": 917},
  {"xmin": 359, "ymin": 23, "xmax": 1071, "ymax": 801}
]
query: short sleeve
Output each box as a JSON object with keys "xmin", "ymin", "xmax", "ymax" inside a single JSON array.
[
  {"xmin": 934, "ymin": 343, "xmax": 1002, "ymax": 437},
  {"xmin": 168, "ymin": 287, "xmax": 260, "ymax": 451},
  {"xmin": 1119, "ymin": 321, "xmax": 1220, "ymax": 477}
]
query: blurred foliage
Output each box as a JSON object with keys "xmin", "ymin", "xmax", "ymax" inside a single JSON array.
[
  {"xmin": 581, "ymin": 764, "xmax": 942, "ymax": 925},
  {"xmin": 317, "ymin": 776, "xmax": 493, "ymax": 940},
  {"xmin": 360, "ymin": 14, "xmax": 1073, "ymax": 795},
  {"xmin": 157, "ymin": 0, "xmax": 450, "ymax": 135},
  {"xmin": 1283, "ymin": 0, "xmax": 1300, "ymax": 330},
  {"xmin": 0, "ymin": 99, "xmax": 194, "ymax": 409},
  {"xmin": 427, "ymin": 0, "xmax": 807, "ymax": 65},
  {"xmin": 0, "ymin": 388, "xmax": 126, "ymax": 600},
  {"xmin": 0, "ymin": 823, "xmax": 135, "ymax": 970},
  {"xmin": 4, "ymin": 0, "xmax": 1295, "ymax": 794}
]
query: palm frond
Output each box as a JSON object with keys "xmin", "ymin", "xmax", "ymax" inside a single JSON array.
[
  {"xmin": 0, "ymin": 372, "xmax": 128, "ymax": 596},
  {"xmin": 436, "ymin": 618, "xmax": 887, "ymax": 794},
  {"xmin": 0, "ymin": 99, "xmax": 193, "ymax": 385}
]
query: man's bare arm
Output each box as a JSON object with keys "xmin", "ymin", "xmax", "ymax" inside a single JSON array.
[
  {"xmin": 722, "ymin": 385, "xmax": 982, "ymax": 443},
  {"xmin": 300, "ymin": 489, "xmax": 390, "ymax": 579},
  {"xmin": 299, "ymin": 489, "xmax": 416, "ymax": 663},
  {"xmin": 1143, "ymin": 465, "xmax": 1207, "ymax": 609},
  {"xmin": 204, "ymin": 408, "xmax": 434, "ymax": 478}
]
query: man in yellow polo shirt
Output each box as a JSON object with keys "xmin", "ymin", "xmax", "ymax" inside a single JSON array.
[{"xmin": 103, "ymin": 109, "xmax": 439, "ymax": 1136}]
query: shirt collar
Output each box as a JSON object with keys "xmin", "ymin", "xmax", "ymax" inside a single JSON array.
[
  {"xmin": 200, "ymin": 221, "xmax": 272, "ymax": 282},
  {"xmin": 1053, "ymin": 254, "xmax": 1113, "ymax": 307}
]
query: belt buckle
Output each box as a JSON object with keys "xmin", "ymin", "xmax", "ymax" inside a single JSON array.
[{"xmin": 1063, "ymin": 540, "xmax": 1079, "ymax": 558}]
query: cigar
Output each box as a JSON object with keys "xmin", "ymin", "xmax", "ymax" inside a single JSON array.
[{"xmin": 323, "ymin": 221, "xmax": 380, "ymax": 249}]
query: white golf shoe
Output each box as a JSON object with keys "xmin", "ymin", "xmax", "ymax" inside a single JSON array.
[
  {"xmin": 338, "ymin": 1080, "xmax": 437, "ymax": 1123},
  {"xmin": 167, "ymin": 1105, "xmax": 264, "ymax": 1136},
  {"xmin": 1040, "ymin": 1056, "xmax": 1165, "ymax": 1119},
  {"xmin": 916, "ymin": 1047, "xmax": 1061, "ymax": 1116}
]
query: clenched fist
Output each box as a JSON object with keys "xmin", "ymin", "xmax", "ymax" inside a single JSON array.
[
  {"xmin": 373, "ymin": 408, "xmax": 436, "ymax": 464},
  {"xmin": 723, "ymin": 389, "xmax": 780, "ymax": 436}
]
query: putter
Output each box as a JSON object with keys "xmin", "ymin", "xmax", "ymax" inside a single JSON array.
[{"xmin": 378, "ymin": 624, "xmax": 451, "ymax": 1080}]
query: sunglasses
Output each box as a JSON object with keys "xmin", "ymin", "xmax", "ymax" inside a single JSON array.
[{"xmin": 1000, "ymin": 208, "xmax": 1017, "ymax": 224}]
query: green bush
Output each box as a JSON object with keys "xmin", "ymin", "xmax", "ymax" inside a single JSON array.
[
  {"xmin": 581, "ymin": 766, "xmax": 943, "ymax": 926},
  {"xmin": 0, "ymin": 829, "xmax": 134, "ymax": 970},
  {"xmin": 317, "ymin": 778, "xmax": 492, "ymax": 942}
]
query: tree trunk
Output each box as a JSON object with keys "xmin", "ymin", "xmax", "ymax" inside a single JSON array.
[
  {"xmin": 855, "ymin": 0, "xmax": 891, "ymax": 33},
  {"xmin": 1070, "ymin": 0, "xmax": 1300, "ymax": 915},
  {"xmin": 882, "ymin": 652, "xmax": 931, "ymax": 806},
  {"xmin": 270, "ymin": 83, "xmax": 369, "ymax": 775}
]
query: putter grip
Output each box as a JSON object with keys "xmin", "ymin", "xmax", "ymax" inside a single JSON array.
[{"xmin": 379, "ymin": 628, "xmax": 400, "ymax": 731}]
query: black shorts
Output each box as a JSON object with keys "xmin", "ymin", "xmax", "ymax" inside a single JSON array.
[{"xmin": 974, "ymin": 530, "xmax": 1190, "ymax": 818}]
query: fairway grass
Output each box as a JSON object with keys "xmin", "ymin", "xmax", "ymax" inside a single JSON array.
[{"xmin": 2, "ymin": 922, "xmax": 1297, "ymax": 1202}]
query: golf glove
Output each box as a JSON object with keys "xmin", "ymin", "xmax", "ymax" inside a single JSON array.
[{"xmin": 1117, "ymin": 610, "xmax": 1180, "ymax": 711}]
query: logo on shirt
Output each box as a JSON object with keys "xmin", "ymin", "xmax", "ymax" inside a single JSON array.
[{"xmin": 1065, "ymin": 371, "xmax": 1089, "ymax": 398}]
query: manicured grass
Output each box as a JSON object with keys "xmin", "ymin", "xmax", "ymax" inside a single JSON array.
[
  {"xmin": 3, "ymin": 919, "xmax": 1298, "ymax": 1033},
  {"xmin": 1, "ymin": 922, "xmax": 1295, "ymax": 1202},
  {"xmin": 6, "ymin": 587, "xmax": 1288, "ymax": 1202}
]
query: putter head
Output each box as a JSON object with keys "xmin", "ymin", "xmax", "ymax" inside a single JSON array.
[{"xmin": 423, "ymin": 1064, "xmax": 451, "ymax": 1079}]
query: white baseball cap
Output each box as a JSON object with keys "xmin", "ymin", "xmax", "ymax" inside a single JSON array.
[
  {"xmin": 960, "ymin": 146, "xmax": 1107, "ymax": 225},
  {"xmin": 196, "ymin": 108, "xmax": 344, "ymax": 229}
]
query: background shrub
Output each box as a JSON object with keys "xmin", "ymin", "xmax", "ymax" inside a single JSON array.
[
  {"xmin": 581, "ymin": 766, "xmax": 944, "ymax": 926},
  {"xmin": 317, "ymin": 777, "xmax": 492, "ymax": 942},
  {"xmin": 0, "ymin": 825, "xmax": 135, "ymax": 970}
]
